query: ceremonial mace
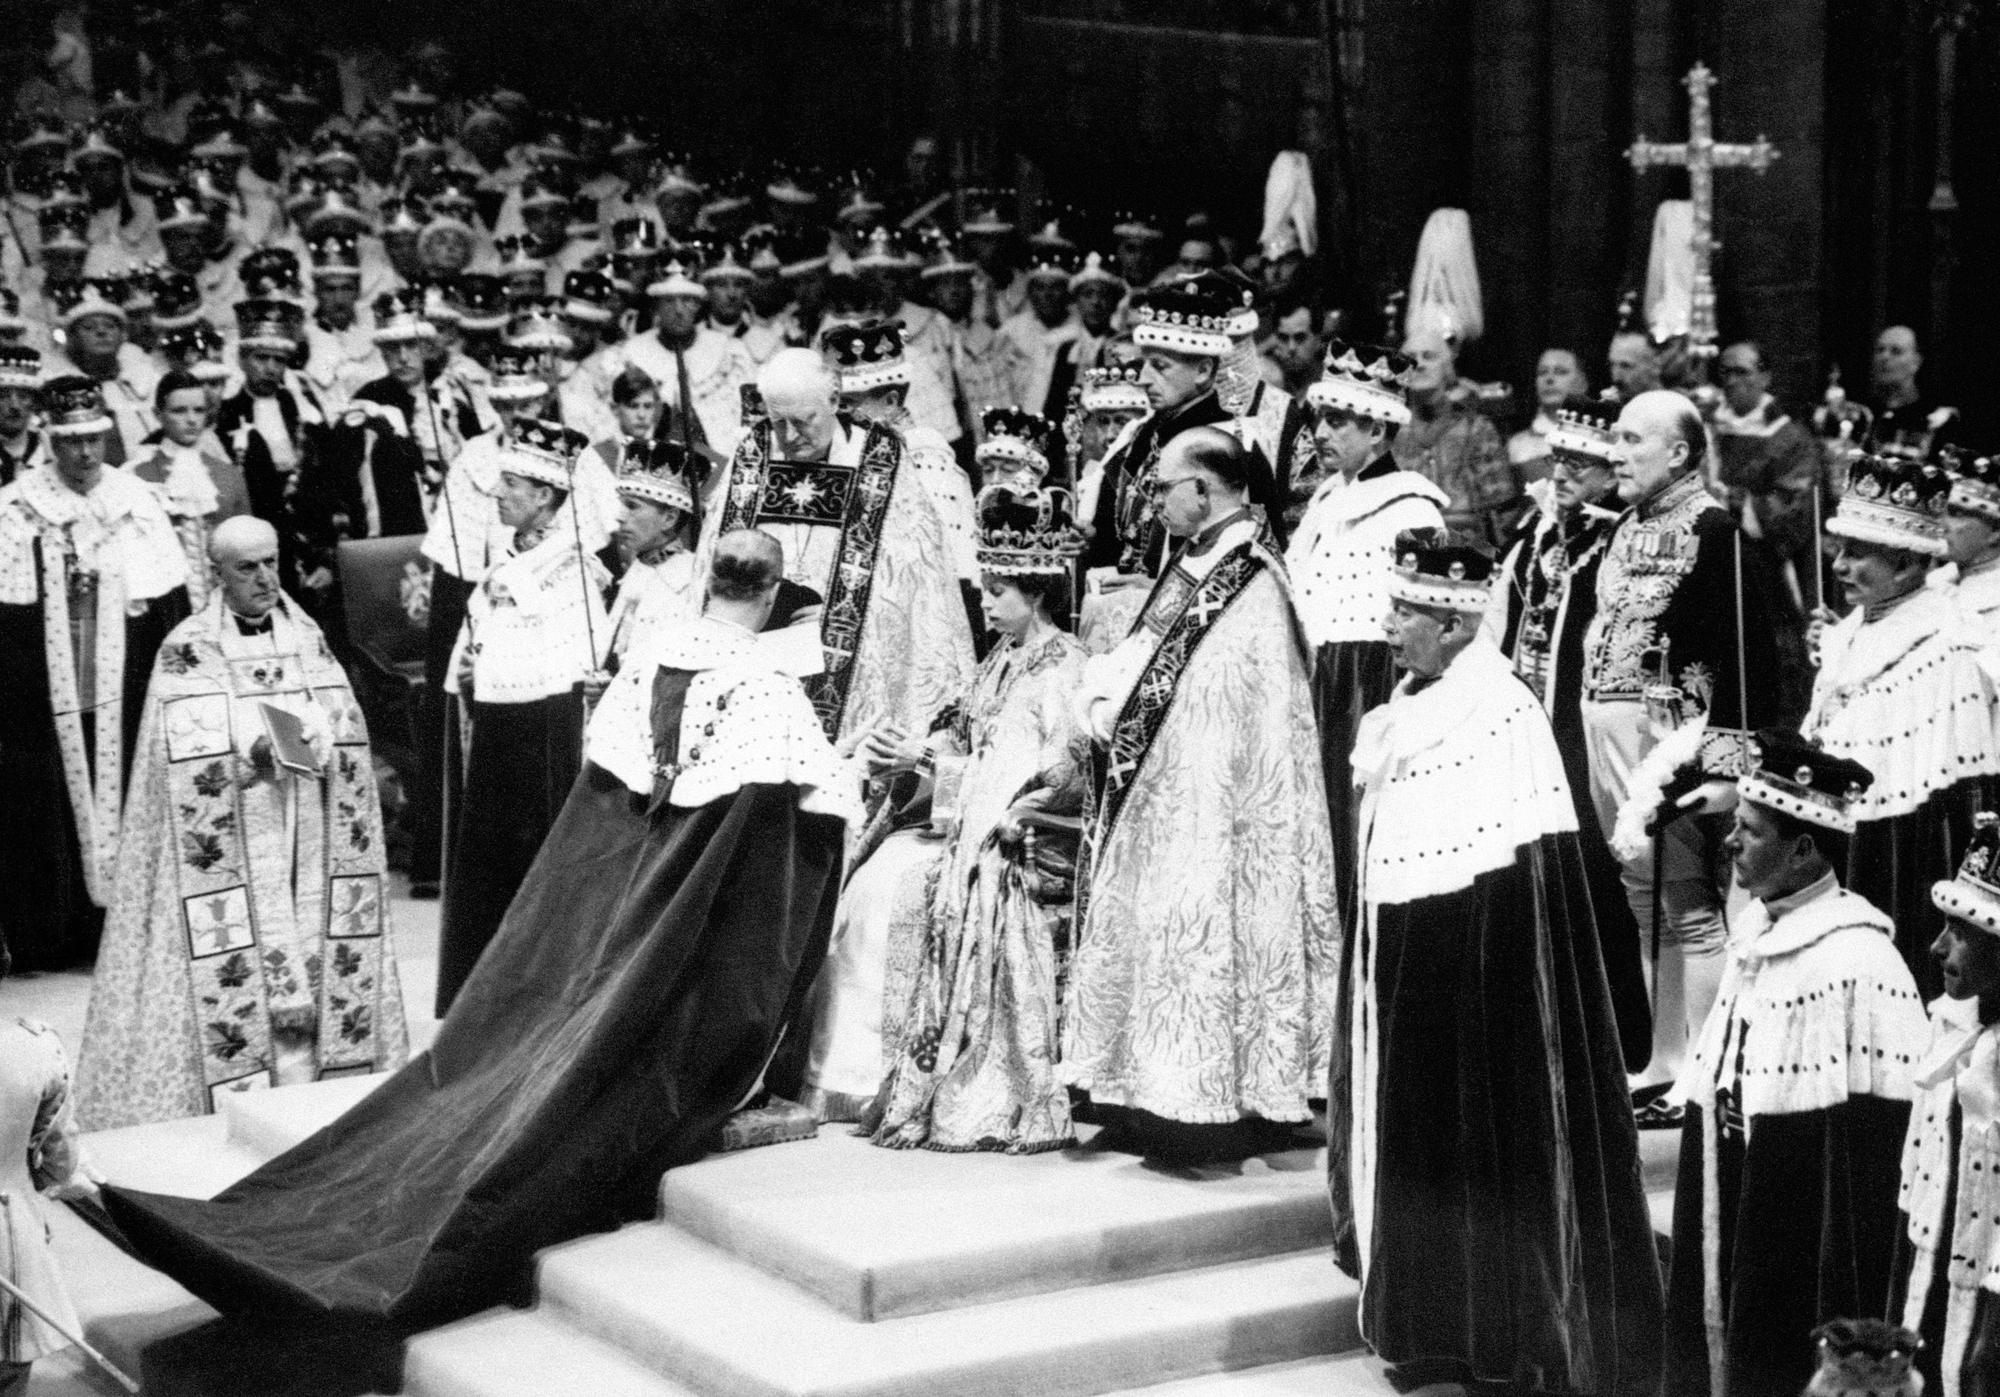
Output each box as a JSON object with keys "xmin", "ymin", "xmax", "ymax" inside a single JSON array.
[
  {"xmin": 420, "ymin": 374, "xmax": 477, "ymax": 647},
  {"xmin": 422, "ymin": 371, "xmax": 482, "ymax": 837},
  {"xmin": 1062, "ymin": 385, "xmax": 1085, "ymax": 632},
  {"xmin": 0, "ymin": 1271, "xmax": 140, "ymax": 1393}
]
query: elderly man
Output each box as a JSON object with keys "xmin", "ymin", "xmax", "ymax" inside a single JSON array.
[
  {"xmin": 1333, "ymin": 527, "xmax": 1662, "ymax": 1397},
  {"xmin": 623, "ymin": 252, "xmax": 756, "ymax": 460},
  {"xmin": 706, "ymin": 347, "xmax": 973, "ymax": 747},
  {"xmin": 1506, "ymin": 347, "xmax": 1590, "ymax": 476},
  {"xmin": 1065, "ymin": 427, "xmax": 1336, "ymax": 1163},
  {"xmin": 75, "ymin": 517, "xmax": 410, "ymax": 1129},
  {"xmin": 1608, "ymin": 330, "xmax": 1665, "ymax": 403},
  {"xmin": 0, "ymin": 378, "xmax": 189, "ymax": 970},
  {"xmin": 1581, "ymin": 389, "xmax": 1790, "ymax": 1117},
  {"xmin": 1393, "ymin": 321, "xmax": 1518, "ymax": 545},
  {"xmin": 1870, "ymin": 324, "xmax": 1960, "ymax": 459},
  {"xmin": 436, "ymin": 420, "xmax": 610, "ymax": 1013}
]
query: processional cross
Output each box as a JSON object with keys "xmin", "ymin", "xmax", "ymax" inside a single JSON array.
[{"xmin": 1626, "ymin": 63, "xmax": 1780, "ymax": 381}]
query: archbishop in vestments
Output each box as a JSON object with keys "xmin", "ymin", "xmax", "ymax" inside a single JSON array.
[
  {"xmin": 1062, "ymin": 427, "xmax": 1337, "ymax": 1159},
  {"xmin": 1332, "ymin": 529, "xmax": 1662, "ymax": 1397},
  {"xmin": 76, "ymin": 517, "xmax": 409, "ymax": 1130},
  {"xmin": 704, "ymin": 347, "xmax": 973, "ymax": 746}
]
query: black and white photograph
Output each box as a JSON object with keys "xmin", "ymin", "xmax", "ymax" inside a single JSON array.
[{"xmin": 0, "ymin": 2, "xmax": 1996, "ymax": 1394}]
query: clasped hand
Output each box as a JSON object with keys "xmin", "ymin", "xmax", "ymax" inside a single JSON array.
[{"xmin": 856, "ymin": 725, "xmax": 925, "ymax": 778}]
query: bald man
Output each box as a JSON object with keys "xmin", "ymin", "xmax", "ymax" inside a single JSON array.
[
  {"xmin": 1607, "ymin": 331, "xmax": 1663, "ymax": 402},
  {"xmin": 76, "ymin": 504, "xmax": 409, "ymax": 1129},
  {"xmin": 1578, "ymin": 389, "xmax": 1790, "ymax": 1114},
  {"xmin": 701, "ymin": 347, "xmax": 972, "ymax": 749},
  {"xmin": 1063, "ymin": 426, "xmax": 1336, "ymax": 1162},
  {"xmin": 1869, "ymin": 324, "xmax": 1960, "ymax": 458}
]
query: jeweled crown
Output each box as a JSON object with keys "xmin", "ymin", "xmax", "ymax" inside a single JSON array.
[{"xmin": 975, "ymin": 484, "xmax": 1087, "ymax": 576}]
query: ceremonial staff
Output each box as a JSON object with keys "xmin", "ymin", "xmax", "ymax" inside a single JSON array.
[
  {"xmin": 0, "ymin": 1271, "xmax": 140, "ymax": 1393},
  {"xmin": 1063, "ymin": 386, "xmax": 1084, "ymax": 631},
  {"xmin": 419, "ymin": 364, "xmax": 476, "ymax": 645},
  {"xmin": 563, "ymin": 449, "xmax": 601, "ymax": 674}
]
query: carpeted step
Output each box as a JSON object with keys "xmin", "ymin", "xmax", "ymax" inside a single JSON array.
[
  {"xmin": 219, "ymin": 1072, "xmax": 394, "ymax": 1159},
  {"xmin": 659, "ymin": 1128, "xmax": 1333, "ymax": 1320},
  {"xmin": 532, "ymin": 1221, "xmax": 1356, "ymax": 1397},
  {"xmin": 404, "ymin": 1309, "xmax": 702, "ymax": 1397}
]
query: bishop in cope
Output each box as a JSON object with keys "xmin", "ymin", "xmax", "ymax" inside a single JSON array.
[{"xmin": 707, "ymin": 347, "xmax": 973, "ymax": 746}]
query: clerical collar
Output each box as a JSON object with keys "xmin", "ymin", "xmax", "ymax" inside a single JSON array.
[
  {"xmin": 228, "ymin": 608, "xmax": 275, "ymax": 636},
  {"xmin": 1182, "ymin": 508, "xmax": 1248, "ymax": 559},
  {"xmin": 1762, "ymin": 867, "xmax": 1838, "ymax": 921}
]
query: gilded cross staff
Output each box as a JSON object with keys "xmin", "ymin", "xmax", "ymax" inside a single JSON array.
[{"xmin": 1626, "ymin": 62, "xmax": 1780, "ymax": 379}]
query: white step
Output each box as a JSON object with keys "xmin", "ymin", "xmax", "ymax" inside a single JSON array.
[
  {"xmin": 53, "ymin": 1076, "xmax": 395, "ymax": 1392},
  {"xmin": 220, "ymin": 1070, "xmax": 393, "ymax": 1158},
  {"xmin": 660, "ymin": 1128, "xmax": 1333, "ymax": 1319},
  {"xmin": 405, "ymin": 1309, "xmax": 702, "ymax": 1397},
  {"xmin": 534, "ymin": 1221, "xmax": 1356, "ymax": 1397},
  {"xmin": 86, "ymin": 1109, "xmax": 265, "ymax": 1201}
]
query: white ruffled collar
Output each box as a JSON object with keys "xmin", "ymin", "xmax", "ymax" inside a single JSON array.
[
  {"xmin": 1353, "ymin": 637, "xmax": 1509, "ymax": 790},
  {"xmin": 15, "ymin": 461, "xmax": 150, "ymax": 529},
  {"xmin": 1817, "ymin": 581, "xmax": 1958, "ymax": 692},
  {"xmin": 1732, "ymin": 872, "xmax": 1868, "ymax": 960},
  {"xmin": 1303, "ymin": 465, "xmax": 1447, "ymax": 528}
]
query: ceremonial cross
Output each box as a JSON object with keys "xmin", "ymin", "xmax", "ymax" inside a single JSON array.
[{"xmin": 1626, "ymin": 62, "xmax": 1779, "ymax": 373}]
